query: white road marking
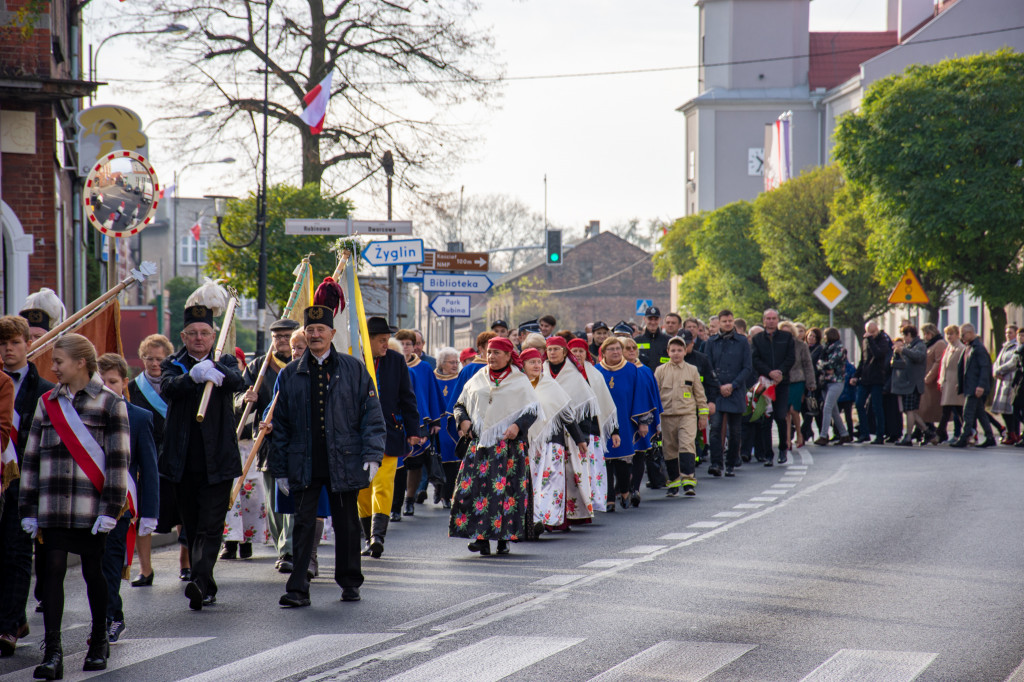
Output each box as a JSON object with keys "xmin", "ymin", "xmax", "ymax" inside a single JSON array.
[
  {"xmin": 750, "ymin": 496, "xmax": 780, "ymax": 502},
  {"xmin": 798, "ymin": 447, "xmax": 814, "ymax": 465},
  {"xmin": 713, "ymin": 511, "xmax": 745, "ymax": 518},
  {"xmin": 392, "ymin": 593, "xmax": 509, "ymax": 630},
  {"xmin": 382, "ymin": 635, "xmax": 584, "ymax": 682},
  {"xmin": 180, "ymin": 634, "xmax": 398, "ymax": 682},
  {"xmin": 1004, "ymin": 654, "xmax": 1024, "ymax": 682},
  {"xmin": 588, "ymin": 640, "xmax": 757, "ymax": 681},
  {"xmin": 734, "ymin": 503, "xmax": 763, "ymax": 509},
  {"xmin": 579, "ymin": 559, "xmax": 629, "ymax": 568},
  {"xmin": 620, "ymin": 544, "xmax": 669, "ymax": 553},
  {"xmin": 772, "ymin": 484, "xmax": 797, "ymax": 489},
  {"xmin": 533, "ymin": 574, "xmax": 586, "ymax": 586},
  {"xmin": 659, "ymin": 532, "xmax": 700, "ymax": 540},
  {"xmin": 687, "ymin": 521, "xmax": 725, "ymax": 529},
  {"xmin": 799, "ymin": 648, "xmax": 937, "ymax": 682},
  {"xmin": 1, "ymin": 637, "xmax": 213, "ymax": 682},
  {"xmin": 432, "ymin": 594, "xmax": 541, "ymax": 631}
]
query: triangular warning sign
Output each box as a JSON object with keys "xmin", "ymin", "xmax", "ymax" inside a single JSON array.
[{"xmin": 887, "ymin": 268, "xmax": 930, "ymax": 305}]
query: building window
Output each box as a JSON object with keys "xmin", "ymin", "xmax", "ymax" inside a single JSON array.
[
  {"xmin": 688, "ymin": 151, "xmax": 696, "ymax": 181},
  {"xmin": 180, "ymin": 236, "xmax": 208, "ymax": 265},
  {"xmin": 969, "ymin": 305, "xmax": 979, "ymax": 329},
  {"xmin": 940, "ymin": 308, "xmax": 948, "ymax": 329},
  {"xmin": 238, "ymin": 297, "xmax": 258, "ymax": 320}
]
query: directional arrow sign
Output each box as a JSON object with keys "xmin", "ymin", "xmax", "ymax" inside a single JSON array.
[
  {"xmin": 430, "ymin": 294, "xmax": 471, "ymax": 317},
  {"xmin": 361, "ymin": 239, "xmax": 424, "ymax": 267},
  {"xmin": 421, "ymin": 272, "xmax": 494, "ymax": 294},
  {"xmin": 429, "ymin": 251, "xmax": 490, "ymax": 272}
]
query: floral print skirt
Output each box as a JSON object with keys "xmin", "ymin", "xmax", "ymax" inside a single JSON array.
[
  {"xmin": 224, "ymin": 441, "xmax": 269, "ymax": 544},
  {"xmin": 448, "ymin": 437, "xmax": 530, "ymax": 541},
  {"xmin": 532, "ymin": 443, "xmax": 567, "ymax": 528},
  {"xmin": 586, "ymin": 436, "xmax": 608, "ymax": 513}
]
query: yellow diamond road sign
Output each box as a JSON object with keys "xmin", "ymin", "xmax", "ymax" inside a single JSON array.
[{"xmin": 814, "ymin": 275, "xmax": 848, "ymax": 310}]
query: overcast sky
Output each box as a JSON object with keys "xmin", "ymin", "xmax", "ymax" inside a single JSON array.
[{"xmin": 86, "ymin": 0, "xmax": 887, "ymax": 238}]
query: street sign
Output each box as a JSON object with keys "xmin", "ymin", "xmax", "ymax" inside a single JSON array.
[
  {"xmin": 430, "ymin": 294, "xmax": 472, "ymax": 317},
  {"xmin": 421, "ymin": 272, "xmax": 494, "ymax": 294},
  {"xmin": 813, "ymin": 275, "xmax": 849, "ymax": 310},
  {"xmin": 284, "ymin": 218, "xmax": 413, "ymax": 236},
  {"xmin": 887, "ymin": 268, "xmax": 929, "ymax": 305},
  {"xmin": 423, "ymin": 251, "xmax": 490, "ymax": 272},
  {"xmin": 400, "ymin": 249, "xmax": 435, "ymax": 282},
  {"xmin": 635, "ymin": 299, "xmax": 654, "ymax": 316},
  {"xmin": 361, "ymin": 239, "xmax": 424, "ymax": 267}
]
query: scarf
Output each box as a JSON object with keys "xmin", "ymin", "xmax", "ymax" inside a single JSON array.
[
  {"xmin": 460, "ymin": 365, "xmax": 540, "ymax": 448},
  {"xmin": 527, "ymin": 372, "xmax": 575, "ymax": 456},
  {"xmin": 720, "ymin": 329, "xmax": 736, "ymax": 341},
  {"xmin": 600, "ymin": 357, "xmax": 627, "ymax": 372},
  {"xmin": 143, "ymin": 371, "xmax": 162, "ymax": 394},
  {"xmin": 544, "ymin": 357, "xmax": 599, "ymax": 426},
  {"xmin": 407, "ymin": 354, "xmax": 422, "ymax": 368},
  {"xmin": 271, "ymin": 351, "xmax": 291, "ymax": 371},
  {"xmin": 584, "ymin": 360, "xmax": 619, "ymax": 439},
  {"xmin": 435, "ymin": 369, "xmax": 458, "ymax": 382},
  {"xmin": 488, "ymin": 365, "xmax": 512, "ymax": 385}
]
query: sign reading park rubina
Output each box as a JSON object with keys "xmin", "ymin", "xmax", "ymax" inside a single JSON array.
[{"xmin": 84, "ymin": 150, "xmax": 161, "ymax": 239}]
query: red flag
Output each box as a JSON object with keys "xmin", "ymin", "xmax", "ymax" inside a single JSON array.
[
  {"xmin": 190, "ymin": 221, "xmax": 201, "ymax": 241},
  {"xmin": 299, "ymin": 72, "xmax": 334, "ymax": 135}
]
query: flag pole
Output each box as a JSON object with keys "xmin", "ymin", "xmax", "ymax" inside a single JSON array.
[{"xmin": 229, "ymin": 393, "xmax": 277, "ymax": 509}]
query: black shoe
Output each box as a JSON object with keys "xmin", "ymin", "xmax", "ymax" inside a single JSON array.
[
  {"xmin": 389, "ymin": 511, "xmax": 402, "ymax": 522},
  {"xmin": 34, "ymin": 633, "xmax": 62, "ymax": 680},
  {"xmin": 839, "ymin": 435, "xmax": 854, "ymax": 445},
  {"xmin": 764, "ymin": 460, "xmax": 774, "ymax": 467},
  {"xmin": 885, "ymin": 435, "xmax": 900, "ymax": 443},
  {"xmin": 278, "ymin": 554, "xmax": 294, "ymax": 573},
  {"xmin": 605, "ymin": 502, "xmax": 616, "ymax": 513},
  {"xmin": 666, "ymin": 486, "xmax": 680, "ymax": 497},
  {"xmin": 778, "ymin": 452, "xmax": 788, "ymax": 464},
  {"xmin": 83, "ymin": 632, "xmax": 108, "ymax": 671},
  {"xmin": 618, "ymin": 496, "xmax": 629, "ymax": 509},
  {"xmin": 179, "ymin": 568, "xmax": 191, "ymax": 582},
  {"xmin": 894, "ymin": 437, "xmax": 914, "ymax": 447},
  {"xmin": 279, "ymin": 592, "xmax": 311, "ymax": 608},
  {"xmin": 416, "ymin": 490, "xmax": 428, "ymax": 504},
  {"xmin": 979, "ymin": 438, "xmax": 997, "ymax": 448},
  {"xmin": 131, "ymin": 571, "xmax": 154, "ymax": 587},
  {"xmin": 707, "ymin": 467, "xmax": 722, "ymax": 477},
  {"xmin": 369, "ymin": 536, "xmax": 385, "ymax": 559},
  {"xmin": 239, "ymin": 542, "xmax": 253, "ymax": 559},
  {"xmin": 107, "ymin": 620, "xmax": 125, "ymax": 644},
  {"xmin": 630, "ymin": 492, "xmax": 641, "ymax": 508},
  {"xmin": 441, "ymin": 498, "xmax": 451, "ymax": 510},
  {"xmin": 741, "ymin": 454, "xmax": 751, "ymax": 463},
  {"xmin": 185, "ymin": 581, "xmax": 204, "ymax": 611},
  {"xmin": 724, "ymin": 467, "xmax": 735, "ymax": 477},
  {"xmin": 871, "ymin": 437, "xmax": 886, "ymax": 445},
  {"xmin": 683, "ymin": 482, "xmax": 696, "ymax": 496},
  {"xmin": 403, "ymin": 499, "xmax": 415, "ymax": 516},
  {"xmin": 361, "ymin": 541, "xmax": 371, "ymax": 557},
  {"xmin": 467, "ymin": 539, "xmax": 491, "ymax": 555},
  {"xmin": 949, "ymin": 438, "xmax": 969, "ymax": 448},
  {"xmin": 496, "ymin": 540, "xmax": 510, "ymax": 555},
  {"xmin": 219, "ymin": 541, "xmax": 237, "ymax": 560},
  {"xmin": 341, "ymin": 587, "xmax": 361, "ymax": 602},
  {"xmin": 202, "ymin": 595, "xmax": 216, "ymax": 607},
  {"xmin": 856, "ymin": 435, "xmax": 871, "ymax": 443}
]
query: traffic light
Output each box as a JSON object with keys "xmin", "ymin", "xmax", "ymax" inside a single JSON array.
[{"xmin": 546, "ymin": 229, "xmax": 562, "ymax": 265}]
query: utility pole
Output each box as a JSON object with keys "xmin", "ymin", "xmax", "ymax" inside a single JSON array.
[{"xmin": 383, "ymin": 151, "xmax": 396, "ymax": 326}]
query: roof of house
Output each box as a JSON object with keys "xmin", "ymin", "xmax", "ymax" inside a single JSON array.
[{"xmin": 808, "ymin": 31, "xmax": 899, "ymax": 90}]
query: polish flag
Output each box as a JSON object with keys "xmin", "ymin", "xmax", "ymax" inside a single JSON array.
[
  {"xmin": 190, "ymin": 221, "xmax": 201, "ymax": 241},
  {"xmin": 299, "ymin": 72, "xmax": 334, "ymax": 135}
]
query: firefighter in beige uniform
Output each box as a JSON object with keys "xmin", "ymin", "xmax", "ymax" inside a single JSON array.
[{"xmin": 654, "ymin": 333, "xmax": 709, "ymax": 496}]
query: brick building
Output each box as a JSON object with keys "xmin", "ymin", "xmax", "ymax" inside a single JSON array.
[
  {"xmin": 483, "ymin": 230, "xmax": 671, "ymax": 335},
  {"xmin": 0, "ymin": 0, "xmax": 93, "ymax": 315}
]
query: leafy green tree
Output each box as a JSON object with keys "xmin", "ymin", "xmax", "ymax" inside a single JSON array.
[
  {"xmin": 833, "ymin": 50, "xmax": 1024, "ymax": 337},
  {"xmin": 204, "ymin": 184, "xmax": 352, "ymax": 314}
]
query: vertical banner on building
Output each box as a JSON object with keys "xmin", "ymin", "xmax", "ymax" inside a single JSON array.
[{"xmin": 763, "ymin": 112, "xmax": 793, "ymax": 191}]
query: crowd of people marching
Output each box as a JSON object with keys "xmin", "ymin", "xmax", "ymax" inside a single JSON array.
[{"xmin": 1, "ymin": 290, "xmax": 1023, "ymax": 679}]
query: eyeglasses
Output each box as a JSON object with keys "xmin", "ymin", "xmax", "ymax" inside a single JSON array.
[
  {"xmin": 142, "ymin": 356, "xmax": 166, "ymax": 363},
  {"xmin": 184, "ymin": 331, "xmax": 215, "ymax": 339}
]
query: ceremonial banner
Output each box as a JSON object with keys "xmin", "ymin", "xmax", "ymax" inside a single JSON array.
[
  {"xmin": 763, "ymin": 113, "xmax": 792, "ymax": 192},
  {"xmin": 34, "ymin": 302, "xmax": 123, "ymax": 384}
]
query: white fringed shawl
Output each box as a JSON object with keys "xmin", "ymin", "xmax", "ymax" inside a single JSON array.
[
  {"xmin": 584, "ymin": 361, "xmax": 619, "ymax": 440},
  {"xmin": 527, "ymin": 373, "xmax": 575, "ymax": 456},
  {"xmin": 458, "ymin": 366, "xmax": 541, "ymax": 449},
  {"xmin": 544, "ymin": 359, "xmax": 599, "ymax": 425}
]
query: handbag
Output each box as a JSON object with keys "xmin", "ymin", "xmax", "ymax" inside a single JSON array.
[{"xmin": 803, "ymin": 392, "xmax": 820, "ymax": 414}]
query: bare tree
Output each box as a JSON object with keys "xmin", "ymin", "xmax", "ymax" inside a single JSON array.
[
  {"xmin": 121, "ymin": 0, "xmax": 502, "ymax": 192},
  {"xmin": 606, "ymin": 217, "xmax": 671, "ymax": 252}
]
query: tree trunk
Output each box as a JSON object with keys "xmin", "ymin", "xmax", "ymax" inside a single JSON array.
[
  {"xmin": 987, "ymin": 303, "xmax": 1007, "ymax": 355},
  {"xmin": 301, "ymin": 128, "xmax": 323, "ymax": 188}
]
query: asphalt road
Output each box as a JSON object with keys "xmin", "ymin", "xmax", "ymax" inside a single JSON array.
[
  {"xmin": 3, "ymin": 442, "xmax": 1024, "ymax": 681},
  {"xmin": 91, "ymin": 184, "xmax": 147, "ymax": 231}
]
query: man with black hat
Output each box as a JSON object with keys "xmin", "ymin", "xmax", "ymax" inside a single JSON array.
[
  {"xmin": 637, "ymin": 306, "xmax": 671, "ymax": 373},
  {"xmin": 356, "ymin": 316, "xmax": 420, "ymax": 558},
  {"xmin": 18, "ymin": 288, "xmax": 64, "ymax": 344},
  {"xmin": 271, "ymin": 305, "xmax": 385, "ymax": 607},
  {"xmin": 590, "ymin": 321, "xmax": 610, "ymax": 359},
  {"xmin": 490, "ymin": 320, "xmax": 510, "ymax": 339},
  {"xmin": 235, "ymin": 317, "xmax": 299, "ymax": 570},
  {"xmin": 160, "ymin": 304, "xmax": 245, "ymax": 611}
]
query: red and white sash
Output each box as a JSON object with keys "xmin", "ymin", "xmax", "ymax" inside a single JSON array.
[{"xmin": 44, "ymin": 390, "xmax": 137, "ymax": 568}]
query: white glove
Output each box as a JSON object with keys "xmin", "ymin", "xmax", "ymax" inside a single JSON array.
[
  {"xmin": 201, "ymin": 365, "xmax": 225, "ymax": 387},
  {"xmin": 92, "ymin": 515, "xmax": 117, "ymax": 535},
  {"xmin": 364, "ymin": 461, "xmax": 379, "ymax": 483},
  {"xmin": 276, "ymin": 477, "xmax": 290, "ymax": 496},
  {"xmin": 138, "ymin": 517, "xmax": 158, "ymax": 536},
  {"xmin": 189, "ymin": 359, "xmax": 215, "ymax": 383},
  {"xmin": 21, "ymin": 517, "xmax": 38, "ymax": 538}
]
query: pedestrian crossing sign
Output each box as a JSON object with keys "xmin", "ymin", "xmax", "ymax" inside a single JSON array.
[
  {"xmin": 887, "ymin": 268, "xmax": 929, "ymax": 305},
  {"xmin": 636, "ymin": 299, "xmax": 654, "ymax": 316}
]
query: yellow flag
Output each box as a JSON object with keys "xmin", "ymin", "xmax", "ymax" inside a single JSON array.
[{"xmin": 285, "ymin": 261, "xmax": 315, "ymax": 324}]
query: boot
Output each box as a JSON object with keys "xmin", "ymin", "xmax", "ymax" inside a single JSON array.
[
  {"xmin": 359, "ymin": 517, "xmax": 372, "ymax": 556},
  {"xmin": 82, "ymin": 629, "xmax": 108, "ymax": 671},
  {"xmin": 665, "ymin": 458, "xmax": 681, "ymax": 497},
  {"xmin": 403, "ymin": 498, "xmax": 415, "ymax": 516},
  {"xmin": 238, "ymin": 541, "xmax": 253, "ymax": 559},
  {"xmin": 369, "ymin": 513, "xmax": 389, "ymax": 558},
  {"xmin": 310, "ymin": 518, "xmax": 324, "ymax": 578},
  {"xmin": 219, "ymin": 541, "xmax": 238, "ymax": 560},
  {"xmin": 33, "ymin": 633, "xmax": 62, "ymax": 680}
]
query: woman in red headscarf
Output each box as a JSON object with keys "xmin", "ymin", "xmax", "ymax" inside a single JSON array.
[{"xmin": 449, "ymin": 337, "xmax": 539, "ymax": 556}]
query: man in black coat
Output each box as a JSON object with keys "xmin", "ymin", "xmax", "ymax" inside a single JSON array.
[
  {"xmin": 235, "ymin": 317, "xmax": 298, "ymax": 569},
  {"xmin": 272, "ymin": 305, "xmax": 386, "ymax": 606},
  {"xmin": 852, "ymin": 322, "xmax": 892, "ymax": 444},
  {"xmin": 0, "ymin": 315, "xmax": 54, "ymax": 656},
  {"xmin": 356, "ymin": 316, "xmax": 420, "ymax": 558},
  {"xmin": 704, "ymin": 311, "xmax": 751, "ymax": 476},
  {"xmin": 160, "ymin": 304, "xmax": 245, "ymax": 611},
  {"xmin": 637, "ymin": 306, "xmax": 671, "ymax": 372},
  {"xmin": 750, "ymin": 309, "xmax": 796, "ymax": 465},
  {"xmin": 952, "ymin": 323, "xmax": 996, "ymax": 447}
]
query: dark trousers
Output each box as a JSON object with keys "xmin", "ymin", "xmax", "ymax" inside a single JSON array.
[
  {"xmin": 175, "ymin": 474, "xmax": 231, "ymax": 598},
  {"xmin": 605, "ymin": 459, "xmax": 632, "ymax": 499},
  {"xmin": 883, "ymin": 393, "xmax": 903, "ymax": 439},
  {"xmin": 838, "ymin": 401, "xmax": 854, "ymax": 437},
  {"xmin": 856, "ymin": 383, "xmax": 886, "ymax": 438},
  {"xmin": 709, "ymin": 411, "xmax": 742, "ymax": 468},
  {"xmin": 441, "ymin": 462, "xmax": 461, "ymax": 501},
  {"xmin": 392, "ymin": 467, "xmax": 407, "ymax": 514},
  {"xmin": 101, "ymin": 516, "xmax": 132, "ymax": 623},
  {"xmin": 630, "ymin": 449, "xmax": 647, "ymax": 492},
  {"xmin": 39, "ymin": 529, "xmax": 107, "ymax": 636},
  {"xmin": 938, "ymin": 405, "xmax": 963, "ymax": 439},
  {"xmin": 962, "ymin": 394, "xmax": 995, "ymax": 440},
  {"xmin": 768, "ymin": 391, "xmax": 789, "ymax": 456},
  {"xmin": 0, "ymin": 478, "xmax": 33, "ymax": 636},
  {"xmin": 287, "ymin": 479, "xmax": 363, "ymax": 597},
  {"xmin": 740, "ymin": 415, "xmax": 756, "ymax": 461}
]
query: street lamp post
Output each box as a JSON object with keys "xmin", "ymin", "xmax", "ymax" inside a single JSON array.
[
  {"xmin": 143, "ymin": 110, "xmax": 213, "ymax": 134},
  {"xmin": 382, "ymin": 151, "xmax": 396, "ymax": 326},
  {"xmin": 172, "ymin": 157, "xmax": 236, "ymax": 281},
  {"xmin": 89, "ymin": 24, "xmax": 187, "ymax": 104}
]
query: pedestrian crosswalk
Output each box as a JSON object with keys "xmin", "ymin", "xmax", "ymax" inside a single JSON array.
[{"xmin": 0, "ymin": 634, "xmax": 949, "ymax": 681}]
